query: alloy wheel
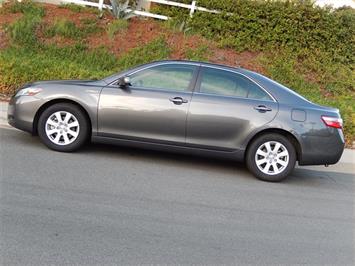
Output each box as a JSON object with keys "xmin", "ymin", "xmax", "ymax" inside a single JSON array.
[
  {"xmin": 45, "ymin": 111, "xmax": 80, "ymax": 146},
  {"xmin": 255, "ymin": 141, "xmax": 289, "ymax": 175}
]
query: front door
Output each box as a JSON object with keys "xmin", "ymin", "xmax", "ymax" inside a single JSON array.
[{"xmin": 98, "ymin": 63, "xmax": 198, "ymax": 144}]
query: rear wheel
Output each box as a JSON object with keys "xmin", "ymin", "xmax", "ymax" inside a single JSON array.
[
  {"xmin": 246, "ymin": 133, "xmax": 296, "ymax": 182},
  {"xmin": 38, "ymin": 103, "xmax": 89, "ymax": 152}
]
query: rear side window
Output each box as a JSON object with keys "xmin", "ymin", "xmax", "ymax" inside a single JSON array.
[{"xmin": 199, "ymin": 67, "xmax": 272, "ymax": 101}]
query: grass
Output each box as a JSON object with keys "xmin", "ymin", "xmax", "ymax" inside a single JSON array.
[
  {"xmin": 59, "ymin": 3, "xmax": 100, "ymax": 15},
  {"xmin": 0, "ymin": 36, "xmax": 171, "ymax": 94},
  {"xmin": 0, "ymin": 44, "xmax": 119, "ymax": 93},
  {"xmin": 6, "ymin": 14, "xmax": 41, "ymax": 46},
  {"xmin": 1, "ymin": 0, "xmax": 45, "ymax": 17},
  {"xmin": 44, "ymin": 18, "xmax": 102, "ymax": 39},
  {"xmin": 44, "ymin": 19, "xmax": 81, "ymax": 39},
  {"xmin": 117, "ymin": 37, "xmax": 171, "ymax": 69},
  {"xmin": 107, "ymin": 19, "xmax": 129, "ymax": 39},
  {"xmin": 185, "ymin": 44, "xmax": 211, "ymax": 61}
]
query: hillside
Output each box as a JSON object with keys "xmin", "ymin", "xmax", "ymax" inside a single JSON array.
[{"xmin": 0, "ymin": 0, "xmax": 354, "ymax": 146}]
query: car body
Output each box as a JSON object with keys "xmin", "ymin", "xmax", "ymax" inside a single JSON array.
[{"xmin": 7, "ymin": 60, "xmax": 345, "ymax": 181}]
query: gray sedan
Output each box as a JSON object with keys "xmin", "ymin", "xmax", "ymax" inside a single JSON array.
[{"xmin": 7, "ymin": 60, "xmax": 345, "ymax": 181}]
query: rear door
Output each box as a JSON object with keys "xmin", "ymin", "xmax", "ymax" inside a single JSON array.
[
  {"xmin": 186, "ymin": 66, "xmax": 278, "ymax": 150},
  {"xmin": 98, "ymin": 63, "xmax": 199, "ymax": 144}
]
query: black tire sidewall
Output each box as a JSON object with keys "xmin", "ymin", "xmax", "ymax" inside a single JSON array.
[
  {"xmin": 38, "ymin": 103, "xmax": 89, "ymax": 152},
  {"xmin": 246, "ymin": 134, "xmax": 296, "ymax": 182}
]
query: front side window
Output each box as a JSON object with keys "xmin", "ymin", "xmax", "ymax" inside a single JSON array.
[
  {"xmin": 129, "ymin": 64, "xmax": 196, "ymax": 92},
  {"xmin": 199, "ymin": 67, "xmax": 272, "ymax": 101}
]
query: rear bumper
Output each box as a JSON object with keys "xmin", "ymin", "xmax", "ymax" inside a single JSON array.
[
  {"xmin": 7, "ymin": 95, "xmax": 42, "ymax": 134},
  {"xmin": 298, "ymin": 128, "xmax": 345, "ymax": 166}
]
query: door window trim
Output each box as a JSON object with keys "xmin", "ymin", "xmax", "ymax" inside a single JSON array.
[{"xmin": 195, "ymin": 65, "xmax": 277, "ymax": 102}]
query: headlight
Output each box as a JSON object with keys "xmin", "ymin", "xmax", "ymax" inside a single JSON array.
[{"xmin": 16, "ymin": 87, "xmax": 42, "ymax": 97}]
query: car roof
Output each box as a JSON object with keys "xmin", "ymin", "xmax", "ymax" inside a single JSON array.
[{"xmin": 151, "ymin": 59, "xmax": 242, "ymax": 71}]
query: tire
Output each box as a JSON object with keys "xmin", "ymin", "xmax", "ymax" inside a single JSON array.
[
  {"xmin": 246, "ymin": 133, "xmax": 296, "ymax": 182},
  {"xmin": 38, "ymin": 103, "xmax": 89, "ymax": 152}
]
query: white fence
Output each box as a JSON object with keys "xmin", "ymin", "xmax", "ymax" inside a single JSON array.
[{"xmin": 60, "ymin": 0, "xmax": 222, "ymax": 20}]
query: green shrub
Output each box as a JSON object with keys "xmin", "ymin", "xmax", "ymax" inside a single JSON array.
[
  {"xmin": 155, "ymin": 0, "xmax": 354, "ymax": 64},
  {"xmin": 107, "ymin": 19, "xmax": 129, "ymax": 39},
  {"xmin": 185, "ymin": 44, "xmax": 211, "ymax": 61}
]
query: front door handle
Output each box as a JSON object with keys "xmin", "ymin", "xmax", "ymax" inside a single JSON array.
[
  {"xmin": 169, "ymin": 97, "xmax": 188, "ymax": 105},
  {"xmin": 254, "ymin": 105, "xmax": 272, "ymax": 112}
]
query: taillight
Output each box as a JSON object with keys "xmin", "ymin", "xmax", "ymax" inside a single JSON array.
[{"xmin": 321, "ymin": 116, "xmax": 343, "ymax": 129}]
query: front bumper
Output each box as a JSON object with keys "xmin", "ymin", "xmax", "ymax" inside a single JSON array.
[{"xmin": 7, "ymin": 95, "xmax": 43, "ymax": 134}]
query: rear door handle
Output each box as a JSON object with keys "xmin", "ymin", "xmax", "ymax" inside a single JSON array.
[
  {"xmin": 254, "ymin": 105, "xmax": 272, "ymax": 112},
  {"xmin": 169, "ymin": 97, "xmax": 188, "ymax": 105}
]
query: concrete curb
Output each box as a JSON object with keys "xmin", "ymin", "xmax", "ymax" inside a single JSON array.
[{"xmin": 1, "ymin": 101, "xmax": 354, "ymax": 164}]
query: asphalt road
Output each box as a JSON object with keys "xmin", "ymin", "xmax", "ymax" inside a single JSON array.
[{"xmin": 0, "ymin": 126, "xmax": 354, "ymax": 265}]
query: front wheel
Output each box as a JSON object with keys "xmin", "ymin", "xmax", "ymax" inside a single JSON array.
[
  {"xmin": 38, "ymin": 103, "xmax": 89, "ymax": 152},
  {"xmin": 246, "ymin": 133, "xmax": 296, "ymax": 182}
]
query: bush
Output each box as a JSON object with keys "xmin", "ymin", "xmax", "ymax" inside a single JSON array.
[{"xmin": 155, "ymin": 0, "xmax": 354, "ymax": 64}]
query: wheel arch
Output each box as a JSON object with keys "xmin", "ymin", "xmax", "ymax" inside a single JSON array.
[
  {"xmin": 245, "ymin": 128, "xmax": 302, "ymax": 162},
  {"xmin": 32, "ymin": 99, "xmax": 92, "ymax": 136}
]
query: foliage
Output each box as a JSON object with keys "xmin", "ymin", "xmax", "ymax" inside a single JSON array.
[
  {"xmin": 107, "ymin": 19, "xmax": 129, "ymax": 39},
  {"xmin": 155, "ymin": 0, "xmax": 354, "ymax": 64},
  {"xmin": 109, "ymin": 0, "xmax": 136, "ymax": 19}
]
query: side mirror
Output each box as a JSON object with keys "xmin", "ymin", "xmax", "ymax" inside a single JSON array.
[{"xmin": 118, "ymin": 76, "xmax": 131, "ymax": 88}]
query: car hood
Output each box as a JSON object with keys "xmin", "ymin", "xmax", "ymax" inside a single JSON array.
[{"xmin": 27, "ymin": 79, "xmax": 106, "ymax": 87}]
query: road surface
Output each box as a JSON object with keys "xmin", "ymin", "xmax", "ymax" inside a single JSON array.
[{"xmin": 0, "ymin": 118, "xmax": 354, "ymax": 264}]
